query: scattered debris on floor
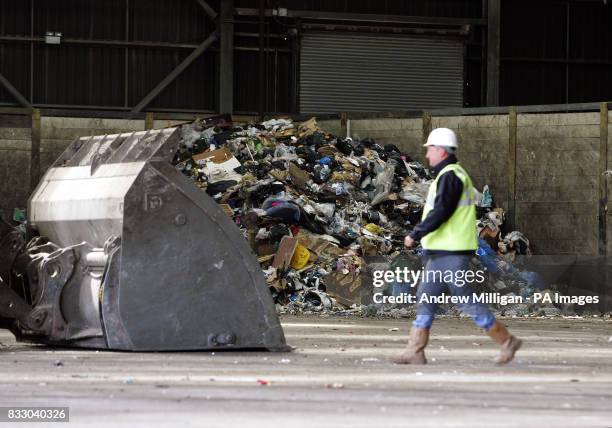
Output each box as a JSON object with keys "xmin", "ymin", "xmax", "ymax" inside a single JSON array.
[{"xmin": 325, "ymin": 383, "xmax": 345, "ymax": 389}]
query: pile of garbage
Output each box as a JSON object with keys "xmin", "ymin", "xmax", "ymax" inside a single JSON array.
[
  {"xmin": 173, "ymin": 115, "xmax": 431, "ymax": 312},
  {"xmin": 172, "ymin": 115, "xmax": 597, "ymax": 318}
]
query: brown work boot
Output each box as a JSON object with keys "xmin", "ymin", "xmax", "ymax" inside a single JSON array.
[
  {"xmin": 486, "ymin": 321, "xmax": 522, "ymax": 365},
  {"xmin": 390, "ymin": 327, "xmax": 429, "ymax": 364}
]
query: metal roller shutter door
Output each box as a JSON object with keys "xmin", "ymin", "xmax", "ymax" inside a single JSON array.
[{"xmin": 299, "ymin": 32, "xmax": 464, "ymax": 114}]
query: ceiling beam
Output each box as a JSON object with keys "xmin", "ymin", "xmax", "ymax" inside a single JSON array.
[{"xmin": 235, "ymin": 8, "xmax": 486, "ymax": 26}]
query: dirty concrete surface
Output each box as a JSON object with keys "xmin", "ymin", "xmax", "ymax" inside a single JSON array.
[{"xmin": 1, "ymin": 316, "xmax": 611, "ymax": 428}]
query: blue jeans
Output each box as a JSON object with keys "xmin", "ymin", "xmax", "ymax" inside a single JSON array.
[{"xmin": 413, "ymin": 254, "xmax": 496, "ymax": 330}]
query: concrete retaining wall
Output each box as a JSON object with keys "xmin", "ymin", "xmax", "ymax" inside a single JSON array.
[
  {"xmin": 1, "ymin": 110, "xmax": 609, "ymax": 257},
  {"xmin": 0, "ymin": 114, "xmax": 31, "ymax": 217},
  {"xmin": 608, "ymin": 111, "xmax": 612, "ymax": 256},
  {"xmin": 516, "ymin": 113, "xmax": 600, "ymax": 255},
  {"xmin": 351, "ymin": 118, "xmax": 423, "ymax": 162},
  {"xmin": 321, "ymin": 111, "xmax": 607, "ymax": 256},
  {"xmin": 0, "ymin": 114, "xmax": 145, "ymax": 219}
]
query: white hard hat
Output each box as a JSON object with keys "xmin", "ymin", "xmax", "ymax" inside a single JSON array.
[{"xmin": 424, "ymin": 128, "xmax": 458, "ymax": 148}]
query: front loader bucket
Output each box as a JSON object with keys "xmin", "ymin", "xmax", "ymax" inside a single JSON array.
[{"xmin": 17, "ymin": 128, "xmax": 286, "ymax": 351}]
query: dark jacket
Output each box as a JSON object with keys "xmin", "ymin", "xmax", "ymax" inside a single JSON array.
[{"xmin": 409, "ymin": 154, "xmax": 475, "ymax": 256}]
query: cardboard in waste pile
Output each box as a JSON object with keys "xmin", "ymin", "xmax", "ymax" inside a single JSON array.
[
  {"xmin": 272, "ymin": 236, "xmax": 299, "ymax": 271},
  {"xmin": 317, "ymin": 145, "xmax": 338, "ymax": 157},
  {"xmin": 193, "ymin": 147, "xmax": 233, "ymax": 164},
  {"xmin": 258, "ymin": 254, "xmax": 275, "ymax": 264},
  {"xmin": 171, "ymin": 115, "xmax": 546, "ymax": 315},
  {"xmin": 199, "ymin": 157, "xmax": 242, "ymax": 183},
  {"xmin": 275, "ymin": 128, "xmax": 296, "ymax": 138},
  {"xmin": 288, "ymin": 163, "xmax": 311, "ymax": 189},
  {"xmin": 324, "ymin": 271, "xmax": 372, "ymax": 307},
  {"xmin": 296, "ymin": 230, "xmax": 344, "ymax": 261},
  {"xmin": 257, "ymin": 243, "xmax": 277, "ymax": 257},
  {"xmin": 330, "ymin": 171, "xmax": 360, "ymax": 185},
  {"xmin": 298, "ymin": 117, "xmax": 317, "ymax": 137},
  {"xmin": 270, "ymin": 169, "xmax": 289, "ymax": 182}
]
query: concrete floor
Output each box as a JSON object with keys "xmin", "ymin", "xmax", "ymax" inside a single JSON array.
[{"xmin": 1, "ymin": 316, "xmax": 611, "ymax": 428}]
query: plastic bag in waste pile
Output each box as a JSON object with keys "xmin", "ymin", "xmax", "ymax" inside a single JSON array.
[{"xmin": 169, "ymin": 116, "xmax": 539, "ymax": 316}]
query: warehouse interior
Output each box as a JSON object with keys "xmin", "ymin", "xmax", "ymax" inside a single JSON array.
[
  {"xmin": 2, "ymin": 0, "xmax": 612, "ymax": 115},
  {"xmin": 1, "ymin": 1, "xmax": 612, "ymax": 427}
]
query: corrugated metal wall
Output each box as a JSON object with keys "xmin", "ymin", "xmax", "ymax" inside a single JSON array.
[
  {"xmin": 500, "ymin": 0, "xmax": 612, "ymax": 106},
  {"xmin": 0, "ymin": 0, "xmax": 31, "ymax": 105},
  {"xmin": 234, "ymin": 50, "xmax": 293, "ymax": 113},
  {"xmin": 0, "ymin": 0, "xmax": 481, "ymax": 114},
  {"xmin": 4, "ymin": 0, "xmax": 612, "ymax": 113},
  {"xmin": 299, "ymin": 32, "xmax": 464, "ymax": 114},
  {"xmin": 0, "ymin": 0, "xmax": 220, "ymax": 111}
]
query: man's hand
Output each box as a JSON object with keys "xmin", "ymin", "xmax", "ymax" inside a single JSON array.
[{"xmin": 404, "ymin": 235, "xmax": 415, "ymax": 248}]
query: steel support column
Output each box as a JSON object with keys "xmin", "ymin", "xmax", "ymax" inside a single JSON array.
[
  {"xmin": 30, "ymin": 108, "xmax": 41, "ymax": 192},
  {"xmin": 219, "ymin": 0, "xmax": 234, "ymax": 114},
  {"xmin": 258, "ymin": 0, "xmax": 265, "ymax": 120},
  {"xmin": 124, "ymin": 0, "xmax": 129, "ymax": 108},
  {"xmin": 486, "ymin": 0, "xmax": 500, "ymax": 106},
  {"xmin": 290, "ymin": 27, "xmax": 300, "ymax": 114},
  {"xmin": 508, "ymin": 106, "xmax": 517, "ymax": 231}
]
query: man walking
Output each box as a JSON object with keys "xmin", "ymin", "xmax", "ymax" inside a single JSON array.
[{"xmin": 394, "ymin": 128, "xmax": 522, "ymax": 365}]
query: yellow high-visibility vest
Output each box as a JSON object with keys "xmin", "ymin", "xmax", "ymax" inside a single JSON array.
[{"xmin": 420, "ymin": 163, "xmax": 477, "ymax": 251}]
